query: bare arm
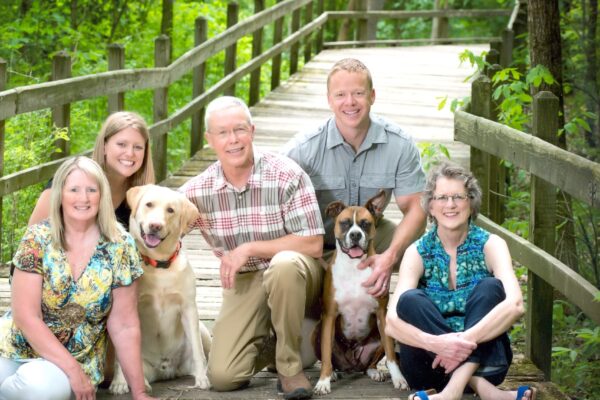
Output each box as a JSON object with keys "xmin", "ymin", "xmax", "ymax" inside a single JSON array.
[
  {"xmin": 360, "ymin": 192, "xmax": 427, "ymax": 296},
  {"xmin": 28, "ymin": 188, "xmax": 52, "ymax": 226},
  {"xmin": 108, "ymin": 281, "xmax": 156, "ymax": 400},
  {"xmin": 462, "ymin": 234, "xmax": 525, "ymax": 344},
  {"xmin": 11, "ymin": 269, "xmax": 95, "ymax": 399},
  {"xmin": 220, "ymin": 234, "xmax": 323, "ymax": 289},
  {"xmin": 385, "ymin": 245, "xmax": 476, "ymax": 366}
]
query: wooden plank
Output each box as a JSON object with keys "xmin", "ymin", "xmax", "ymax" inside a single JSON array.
[{"xmin": 455, "ymin": 110, "xmax": 600, "ymax": 208}]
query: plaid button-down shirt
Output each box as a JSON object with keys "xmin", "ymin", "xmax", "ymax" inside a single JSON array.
[{"xmin": 180, "ymin": 150, "xmax": 324, "ymax": 272}]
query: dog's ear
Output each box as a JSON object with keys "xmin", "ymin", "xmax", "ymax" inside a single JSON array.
[
  {"xmin": 364, "ymin": 189, "xmax": 387, "ymax": 219},
  {"xmin": 126, "ymin": 185, "xmax": 149, "ymax": 218},
  {"xmin": 325, "ymin": 201, "xmax": 347, "ymax": 219},
  {"xmin": 179, "ymin": 195, "xmax": 200, "ymax": 236}
]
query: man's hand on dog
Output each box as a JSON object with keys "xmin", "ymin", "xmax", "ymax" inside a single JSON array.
[
  {"xmin": 219, "ymin": 244, "xmax": 250, "ymax": 289},
  {"xmin": 358, "ymin": 252, "xmax": 394, "ymax": 297}
]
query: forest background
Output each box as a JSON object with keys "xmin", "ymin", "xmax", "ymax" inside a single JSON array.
[{"xmin": 0, "ymin": 0, "xmax": 598, "ymax": 399}]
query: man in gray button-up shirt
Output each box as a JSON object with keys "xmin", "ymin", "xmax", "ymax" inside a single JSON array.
[{"xmin": 283, "ymin": 58, "xmax": 427, "ymax": 298}]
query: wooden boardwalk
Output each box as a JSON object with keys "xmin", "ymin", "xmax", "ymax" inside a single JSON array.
[{"xmin": 0, "ymin": 45, "xmax": 568, "ymax": 399}]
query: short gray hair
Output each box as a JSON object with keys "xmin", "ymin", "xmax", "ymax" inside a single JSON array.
[
  {"xmin": 204, "ymin": 96, "xmax": 253, "ymax": 130},
  {"xmin": 49, "ymin": 156, "xmax": 121, "ymax": 249},
  {"xmin": 421, "ymin": 162, "xmax": 482, "ymax": 223}
]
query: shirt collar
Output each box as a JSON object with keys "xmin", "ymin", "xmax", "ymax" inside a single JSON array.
[
  {"xmin": 327, "ymin": 114, "xmax": 389, "ymax": 151},
  {"xmin": 211, "ymin": 146, "xmax": 263, "ymax": 191}
]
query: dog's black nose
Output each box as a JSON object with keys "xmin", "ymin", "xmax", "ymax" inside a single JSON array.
[{"xmin": 349, "ymin": 231, "xmax": 362, "ymax": 243}]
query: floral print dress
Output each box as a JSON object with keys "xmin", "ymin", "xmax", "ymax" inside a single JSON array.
[
  {"xmin": 0, "ymin": 220, "xmax": 143, "ymax": 385},
  {"xmin": 416, "ymin": 223, "xmax": 492, "ymax": 332}
]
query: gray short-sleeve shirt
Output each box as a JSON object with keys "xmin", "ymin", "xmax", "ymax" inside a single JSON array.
[{"xmin": 282, "ymin": 114, "xmax": 426, "ymax": 247}]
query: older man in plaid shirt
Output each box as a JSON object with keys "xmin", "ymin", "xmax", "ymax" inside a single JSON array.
[{"xmin": 180, "ymin": 96, "xmax": 324, "ymax": 400}]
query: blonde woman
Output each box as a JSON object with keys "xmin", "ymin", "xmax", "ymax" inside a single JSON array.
[
  {"xmin": 29, "ymin": 111, "xmax": 155, "ymax": 229},
  {"xmin": 0, "ymin": 157, "xmax": 155, "ymax": 400}
]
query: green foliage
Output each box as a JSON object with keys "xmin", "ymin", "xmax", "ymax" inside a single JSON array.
[
  {"xmin": 418, "ymin": 142, "xmax": 451, "ymax": 172},
  {"xmin": 551, "ymin": 301, "xmax": 600, "ymax": 399}
]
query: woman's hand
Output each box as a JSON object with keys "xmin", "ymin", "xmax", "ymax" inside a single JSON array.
[
  {"xmin": 67, "ymin": 365, "xmax": 95, "ymax": 400},
  {"xmin": 430, "ymin": 332, "xmax": 477, "ymax": 373}
]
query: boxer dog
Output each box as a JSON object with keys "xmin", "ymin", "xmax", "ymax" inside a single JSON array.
[
  {"xmin": 109, "ymin": 185, "xmax": 211, "ymax": 394},
  {"xmin": 312, "ymin": 190, "xmax": 408, "ymax": 395}
]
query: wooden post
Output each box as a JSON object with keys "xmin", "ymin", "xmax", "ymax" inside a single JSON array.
[
  {"xmin": 249, "ymin": 0, "xmax": 265, "ymax": 106},
  {"xmin": 0, "ymin": 59, "xmax": 6, "ymax": 260},
  {"xmin": 526, "ymin": 91, "xmax": 558, "ymax": 380},
  {"xmin": 224, "ymin": 2, "xmax": 239, "ymax": 96},
  {"xmin": 316, "ymin": 0, "xmax": 325, "ymax": 53},
  {"xmin": 191, "ymin": 17, "xmax": 208, "ymax": 156},
  {"xmin": 107, "ymin": 44, "xmax": 125, "ymax": 114},
  {"xmin": 303, "ymin": 1, "xmax": 313, "ymax": 63},
  {"xmin": 470, "ymin": 75, "xmax": 492, "ymax": 216},
  {"xmin": 153, "ymin": 35, "xmax": 170, "ymax": 183},
  {"xmin": 290, "ymin": 7, "xmax": 301, "ymax": 75},
  {"xmin": 431, "ymin": 0, "xmax": 449, "ymax": 42},
  {"xmin": 271, "ymin": 0, "xmax": 284, "ymax": 91},
  {"xmin": 356, "ymin": 0, "xmax": 368, "ymax": 45},
  {"xmin": 51, "ymin": 51, "xmax": 71, "ymax": 160},
  {"xmin": 366, "ymin": 0, "xmax": 384, "ymax": 41},
  {"xmin": 485, "ymin": 63, "xmax": 506, "ymax": 224},
  {"xmin": 485, "ymin": 49, "xmax": 500, "ymax": 69},
  {"xmin": 500, "ymin": 28, "xmax": 514, "ymax": 68}
]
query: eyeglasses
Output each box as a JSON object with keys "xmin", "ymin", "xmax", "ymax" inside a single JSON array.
[
  {"xmin": 432, "ymin": 193, "xmax": 470, "ymax": 204},
  {"xmin": 210, "ymin": 126, "xmax": 252, "ymax": 139}
]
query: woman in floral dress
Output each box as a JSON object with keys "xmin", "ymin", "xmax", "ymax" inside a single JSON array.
[
  {"xmin": 0, "ymin": 157, "xmax": 155, "ymax": 400},
  {"xmin": 385, "ymin": 162, "xmax": 537, "ymax": 400}
]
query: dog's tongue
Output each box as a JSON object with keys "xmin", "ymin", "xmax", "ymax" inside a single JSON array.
[
  {"xmin": 143, "ymin": 234, "xmax": 162, "ymax": 248},
  {"xmin": 348, "ymin": 246, "xmax": 365, "ymax": 258}
]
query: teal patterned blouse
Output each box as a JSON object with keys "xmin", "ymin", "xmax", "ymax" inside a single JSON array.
[
  {"xmin": 0, "ymin": 220, "xmax": 143, "ymax": 385},
  {"xmin": 416, "ymin": 223, "xmax": 491, "ymax": 332}
]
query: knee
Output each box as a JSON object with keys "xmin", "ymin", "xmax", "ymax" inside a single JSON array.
[
  {"xmin": 0, "ymin": 360, "xmax": 71, "ymax": 400},
  {"xmin": 396, "ymin": 289, "xmax": 427, "ymax": 319},
  {"xmin": 207, "ymin": 364, "xmax": 249, "ymax": 392},
  {"xmin": 473, "ymin": 277, "xmax": 505, "ymax": 301},
  {"xmin": 267, "ymin": 251, "xmax": 305, "ymax": 281}
]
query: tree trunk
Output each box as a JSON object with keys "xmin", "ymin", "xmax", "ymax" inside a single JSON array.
[
  {"xmin": 584, "ymin": 0, "xmax": 599, "ymax": 150},
  {"xmin": 528, "ymin": 0, "xmax": 579, "ymax": 271}
]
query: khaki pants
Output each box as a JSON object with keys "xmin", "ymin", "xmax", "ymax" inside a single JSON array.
[{"xmin": 208, "ymin": 250, "xmax": 324, "ymax": 391}]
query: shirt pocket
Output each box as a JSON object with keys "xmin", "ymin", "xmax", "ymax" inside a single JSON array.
[
  {"xmin": 359, "ymin": 173, "xmax": 394, "ymax": 204},
  {"xmin": 312, "ymin": 175, "xmax": 347, "ymax": 206}
]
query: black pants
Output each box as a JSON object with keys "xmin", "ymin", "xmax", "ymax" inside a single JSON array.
[{"xmin": 395, "ymin": 277, "xmax": 513, "ymax": 392}]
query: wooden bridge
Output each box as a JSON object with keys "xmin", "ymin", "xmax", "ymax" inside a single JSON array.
[{"xmin": 1, "ymin": 1, "xmax": 598, "ymax": 399}]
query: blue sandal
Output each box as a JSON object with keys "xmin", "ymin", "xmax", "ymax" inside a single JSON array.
[
  {"xmin": 408, "ymin": 389, "xmax": 436, "ymax": 400},
  {"xmin": 516, "ymin": 385, "xmax": 537, "ymax": 400}
]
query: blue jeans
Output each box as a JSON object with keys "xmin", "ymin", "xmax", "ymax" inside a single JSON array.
[{"xmin": 395, "ymin": 277, "xmax": 513, "ymax": 392}]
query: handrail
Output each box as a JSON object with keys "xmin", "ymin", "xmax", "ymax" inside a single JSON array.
[{"xmin": 0, "ymin": 0, "xmax": 311, "ymax": 121}]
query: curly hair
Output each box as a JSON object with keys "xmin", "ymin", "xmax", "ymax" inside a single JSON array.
[{"xmin": 421, "ymin": 162, "xmax": 482, "ymax": 223}]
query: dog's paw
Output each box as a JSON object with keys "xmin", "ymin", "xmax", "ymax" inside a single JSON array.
[
  {"xmin": 193, "ymin": 374, "xmax": 210, "ymax": 390},
  {"xmin": 108, "ymin": 379, "xmax": 130, "ymax": 395},
  {"xmin": 366, "ymin": 367, "xmax": 387, "ymax": 382},
  {"xmin": 330, "ymin": 370, "xmax": 339, "ymax": 382},
  {"xmin": 313, "ymin": 377, "xmax": 332, "ymax": 395},
  {"xmin": 387, "ymin": 360, "xmax": 408, "ymax": 390}
]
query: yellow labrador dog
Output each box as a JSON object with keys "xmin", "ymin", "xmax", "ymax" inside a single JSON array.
[{"xmin": 109, "ymin": 184, "xmax": 211, "ymax": 394}]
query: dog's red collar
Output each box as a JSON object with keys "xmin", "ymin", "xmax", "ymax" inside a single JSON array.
[{"xmin": 141, "ymin": 241, "xmax": 181, "ymax": 269}]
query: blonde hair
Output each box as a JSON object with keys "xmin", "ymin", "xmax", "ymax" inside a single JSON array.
[
  {"xmin": 327, "ymin": 58, "xmax": 373, "ymax": 92},
  {"xmin": 92, "ymin": 111, "xmax": 155, "ymax": 187},
  {"xmin": 49, "ymin": 157, "xmax": 121, "ymax": 250}
]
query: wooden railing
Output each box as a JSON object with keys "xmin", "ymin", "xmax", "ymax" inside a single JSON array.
[
  {"xmin": 0, "ymin": 0, "xmax": 516, "ymax": 259},
  {"xmin": 456, "ymin": 80, "xmax": 600, "ymax": 379}
]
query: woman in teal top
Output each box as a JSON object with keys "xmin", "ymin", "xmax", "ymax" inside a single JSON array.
[
  {"xmin": 0, "ymin": 157, "xmax": 155, "ymax": 400},
  {"xmin": 385, "ymin": 163, "xmax": 537, "ymax": 400}
]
